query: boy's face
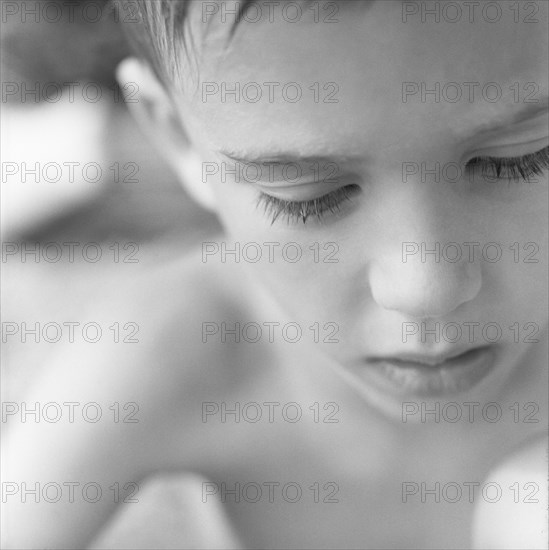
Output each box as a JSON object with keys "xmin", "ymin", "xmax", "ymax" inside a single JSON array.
[{"xmin": 174, "ymin": 1, "xmax": 548, "ymax": 415}]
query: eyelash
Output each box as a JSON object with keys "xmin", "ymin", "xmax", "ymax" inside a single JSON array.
[
  {"xmin": 468, "ymin": 145, "xmax": 549, "ymax": 182},
  {"xmin": 257, "ymin": 185, "xmax": 360, "ymax": 226},
  {"xmin": 257, "ymin": 146, "xmax": 549, "ymax": 226}
]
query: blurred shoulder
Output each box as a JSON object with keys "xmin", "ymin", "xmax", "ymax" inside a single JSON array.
[
  {"xmin": 472, "ymin": 435, "xmax": 548, "ymax": 550},
  {"xmin": 84, "ymin": 244, "xmax": 248, "ymax": 379},
  {"xmin": 93, "ymin": 245, "xmax": 234, "ymax": 319}
]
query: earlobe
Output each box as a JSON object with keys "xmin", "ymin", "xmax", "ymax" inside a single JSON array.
[{"xmin": 115, "ymin": 57, "xmax": 217, "ymax": 212}]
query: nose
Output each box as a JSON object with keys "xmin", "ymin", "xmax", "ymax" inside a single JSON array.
[
  {"xmin": 367, "ymin": 187, "xmax": 482, "ymax": 319},
  {"xmin": 369, "ymin": 254, "xmax": 481, "ymax": 318}
]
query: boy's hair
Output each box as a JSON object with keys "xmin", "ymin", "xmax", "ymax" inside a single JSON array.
[
  {"xmin": 115, "ymin": 0, "xmax": 365, "ymax": 87},
  {"xmin": 115, "ymin": 0, "xmax": 260, "ymax": 85}
]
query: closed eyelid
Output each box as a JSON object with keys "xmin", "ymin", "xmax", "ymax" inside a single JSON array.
[
  {"xmin": 466, "ymin": 139, "xmax": 549, "ymax": 161},
  {"xmin": 465, "ymin": 109, "xmax": 549, "ymax": 150},
  {"xmin": 216, "ymin": 155, "xmax": 350, "ymax": 188},
  {"xmin": 463, "ymin": 99, "xmax": 549, "ymax": 142}
]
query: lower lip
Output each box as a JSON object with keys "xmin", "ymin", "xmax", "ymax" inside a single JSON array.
[{"xmin": 356, "ymin": 347, "xmax": 497, "ymax": 398}]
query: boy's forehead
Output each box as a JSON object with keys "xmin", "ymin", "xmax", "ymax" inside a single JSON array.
[{"xmin": 181, "ymin": 1, "xmax": 548, "ymax": 156}]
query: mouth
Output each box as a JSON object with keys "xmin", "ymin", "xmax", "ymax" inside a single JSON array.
[{"xmin": 356, "ymin": 346, "xmax": 497, "ymax": 397}]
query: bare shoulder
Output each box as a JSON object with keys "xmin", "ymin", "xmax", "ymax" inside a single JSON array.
[
  {"xmin": 2, "ymin": 248, "xmax": 249, "ymax": 549},
  {"xmin": 86, "ymin": 244, "xmax": 247, "ymax": 381},
  {"xmin": 88, "ymin": 246, "xmax": 259, "ymax": 459},
  {"xmin": 472, "ymin": 434, "xmax": 548, "ymax": 550},
  {"xmin": 87, "ymin": 245, "xmax": 244, "ymax": 371},
  {"xmin": 11, "ymin": 247, "xmax": 250, "ymax": 472}
]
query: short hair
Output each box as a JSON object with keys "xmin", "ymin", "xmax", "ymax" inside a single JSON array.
[
  {"xmin": 114, "ymin": 0, "xmax": 369, "ymax": 88},
  {"xmin": 114, "ymin": 0, "xmax": 263, "ymax": 86}
]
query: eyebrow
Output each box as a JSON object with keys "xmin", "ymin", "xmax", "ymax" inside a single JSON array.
[
  {"xmin": 469, "ymin": 96, "xmax": 549, "ymax": 138},
  {"xmin": 218, "ymin": 152, "xmax": 360, "ymax": 166},
  {"xmin": 219, "ymin": 97, "xmax": 548, "ymax": 165}
]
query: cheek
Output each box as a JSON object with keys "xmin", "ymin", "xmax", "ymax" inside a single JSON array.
[
  {"xmin": 500, "ymin": 260, "xmax": 549, "ymax": 327},
  {"xmin": 209, "ymin": 168, "xmax": 549, "ymax": 334},
  {"xmin": 210, "ymin": 180, "xmax": 360, "ymax": 317},
  {"xmin": 489, "ymin": 198, "xmax": 549, "ymax": 320},
  {"xmin": 212, "ymin": 181, "xmax": 258, "ymax": 237}
]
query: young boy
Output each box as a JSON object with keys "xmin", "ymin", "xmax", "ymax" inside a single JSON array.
[{"xmin": 3, "ymin": 1, "xmax": 548, "ymax": 548}]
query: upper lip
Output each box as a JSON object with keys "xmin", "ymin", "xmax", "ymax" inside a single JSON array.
[{"xmin": 368, "ymin": 347, "xmax": 487, "ymax": 367}]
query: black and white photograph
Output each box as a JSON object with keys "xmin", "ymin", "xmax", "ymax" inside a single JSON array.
[{"xmin": 1, "ymin": 1, "xmax": 548, "ymax": 548}]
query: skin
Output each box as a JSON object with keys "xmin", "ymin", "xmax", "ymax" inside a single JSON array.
[{"xmin": 3, "ymin": 1, "xmax": 548, "ymax": 548}]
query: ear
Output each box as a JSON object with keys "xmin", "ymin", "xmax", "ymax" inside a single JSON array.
[{"xmin": 115, "ymin": 57, "xmax": 216, "ymax": 212}]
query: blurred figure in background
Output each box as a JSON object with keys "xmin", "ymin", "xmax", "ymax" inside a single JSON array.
[
  {"xmin": 2, "ymin": 1, "xmax": 225, "ymax": 547},
  {"xmin": 1, "ymin": 0, "xmax": 219, "ymax": 242}
]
